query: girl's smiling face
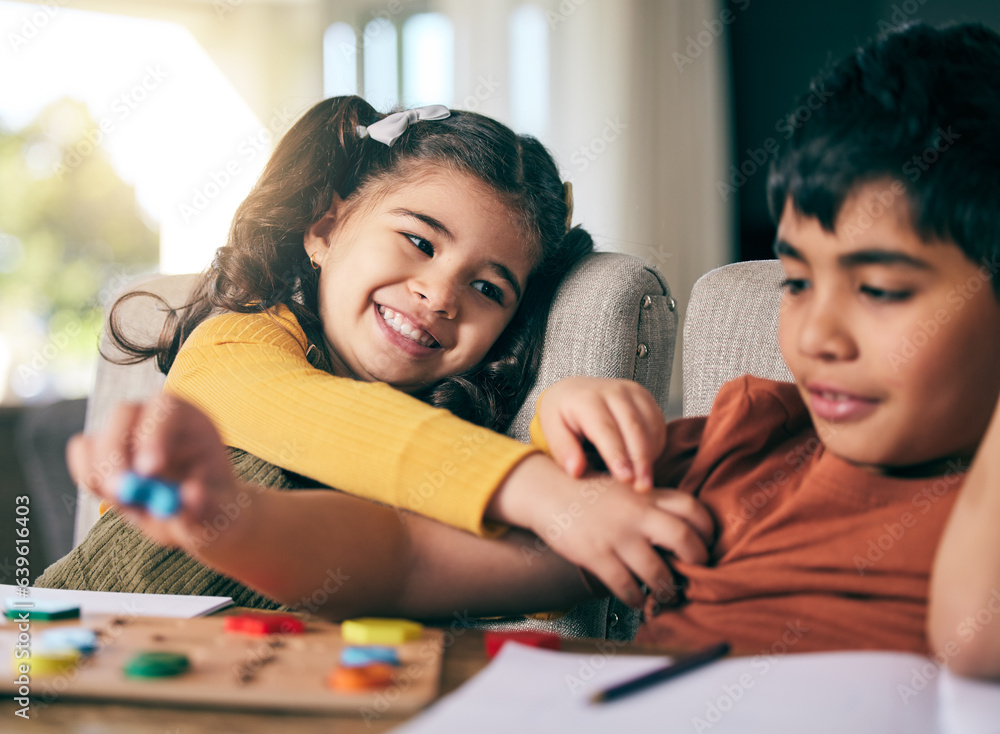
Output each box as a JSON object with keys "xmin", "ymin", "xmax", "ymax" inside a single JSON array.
[
  {"xmin": 304, "ymin": 166, "xmax": 537, "ymax": 392},
  {"xmin": 776, "ymin": 182, "xmax": 1000, "ymax": 471}
]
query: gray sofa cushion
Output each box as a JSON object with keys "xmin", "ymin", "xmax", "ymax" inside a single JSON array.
[{"xmin": 682, "ymin": 260, "xmax": 793, "ymax": 417}]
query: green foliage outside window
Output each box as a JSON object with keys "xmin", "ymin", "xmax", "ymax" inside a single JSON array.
[{"xmin": 0, "ymin": 98, "xmax": 158, "ymax": 404}]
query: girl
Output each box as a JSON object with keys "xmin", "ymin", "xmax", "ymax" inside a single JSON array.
[{"xmin": 38, "ymin": 96, "xmax": 712, "ymax": 611}]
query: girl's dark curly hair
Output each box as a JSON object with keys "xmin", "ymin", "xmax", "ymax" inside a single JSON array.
[{"xmin": 108, "ymin": 96, "xmax": 593, "ymax": 433}]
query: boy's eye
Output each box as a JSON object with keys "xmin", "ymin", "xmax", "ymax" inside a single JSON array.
[
  {"xmin": 406, "ymin": 234, "xmax": 434, "ymax": 256},
  {"xmin": 779, "ymin": 277, "xmax": 809, "ymax": 295},
  {"xmin": 472, "ymin": 280, "xmax": 506, "ymax": 305},
  {"xmin": 860, "ymin": 285, "xmax": 912, "ymax": 302}
]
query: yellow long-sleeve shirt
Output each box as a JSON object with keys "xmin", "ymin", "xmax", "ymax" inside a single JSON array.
[{"xmin": 163, "ymin": 305, "xmax": 543, "ymax": 536}]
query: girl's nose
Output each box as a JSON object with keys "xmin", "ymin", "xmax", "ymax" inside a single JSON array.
[{"xmin": 413, "ymin": 277, "xmax": 458, "ymax": 319}]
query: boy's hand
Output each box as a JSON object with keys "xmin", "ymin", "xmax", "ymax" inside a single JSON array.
[
  {"xmin": 66, "ymin": 395, "xmax": 247, "ymax": 556},
  {"xmin": 538, "ymin": 377, "xmax": 667, "ymax": 492}
]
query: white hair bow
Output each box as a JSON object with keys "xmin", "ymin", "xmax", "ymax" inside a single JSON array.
[{"xmin": 356, "ymin": 105, "xmax": 451, "ymax": 147}]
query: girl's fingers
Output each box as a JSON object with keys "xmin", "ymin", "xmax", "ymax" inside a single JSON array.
[
  {"xmin": 631, "ymin": 392, "xmax": 668, "ymax": 491},
  {"xmin": 66, "ymin": 434, "xmax": 102, "ymax": 495},
  {"xmin": 643, "ymin": 505, "xmax": 710, "ymax": 565},
  {"xmin": 615, "ymin": 540, "xmax": 675, "ymax": 597},
  {"xmin": 605, "ymin": 393, "xmax": 664, "ymax": 492},
  {"xmin": 96, "ymin": 403, "xmax": 145, "ymax": 482},
  {"xmin": 567, "ymin": 402, "xmax": 634, "ymax": 484},
  {"xmin": 586, "ymin": 556, "xmax": 644, "ymax": 609},
  {"xmin": 651, "ymin": 490, "xmax": 716, "ymax": 547},
  {"xmin": 541, "ymin": 414, "xmax": 590, "ymax": 478}
]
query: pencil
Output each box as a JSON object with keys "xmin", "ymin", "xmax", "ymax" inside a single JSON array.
[{"xmin": 589, "ymin": 641, "xmax": 731, "ymax": 704}]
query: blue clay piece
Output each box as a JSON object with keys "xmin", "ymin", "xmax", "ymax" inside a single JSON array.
[
  {"xmin": 117, "ymin": 471, "xmax": 181, "ymax": 518},
  {"xmin": 340, "ymin": 645, "xmax": 401, "ymax": 667}
]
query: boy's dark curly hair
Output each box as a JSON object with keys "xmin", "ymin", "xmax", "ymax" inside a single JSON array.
[{"xmin": 768, "ymin": 22, "xmax": 1000, "ymax": 297}]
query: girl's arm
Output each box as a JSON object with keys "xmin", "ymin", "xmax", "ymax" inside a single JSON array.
[
  {"xmin": 928, "ymin": 398, "xmax": 1000, "ymax": 678},
  {"xmin": 69, "ymin": 396, "xmax": 591, "ymax": 621},
  {"xmin": 167, "ymin": 310, "xmax": 715, "ymax": 605}
]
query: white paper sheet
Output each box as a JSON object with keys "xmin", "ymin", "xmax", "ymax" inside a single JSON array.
[
  {"xmin": 392, "ymin": 643, "xmax": 1000, "ymax": 734},
  {"xmin": 0, "ymin": 584, "xmax": 233, "ymax": 619}
]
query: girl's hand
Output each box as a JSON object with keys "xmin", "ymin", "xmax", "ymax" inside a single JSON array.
[
  {"xmin": 537, "ymin": 377, "xmax": 667, "ymax": 491},
  {"xmin": 66, "ymin": 395, "xmax": 247, "ymax": 556},
  {"xmin": 489, "ymin": 455, "xmax": 715, "ymax": 606}
]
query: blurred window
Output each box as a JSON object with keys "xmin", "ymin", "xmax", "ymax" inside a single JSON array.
[
  {"xmin": 402, "ymin": 13, "xmax": 454, "ymax": 107},
  {"xmin": 509, "ymin": 4, "xmax": 549, "ymax": 138},
  {"xmin": 328, "ymin": 12, "xmax": 455, "ymax": 111},
  {"xmin": 363, "ymin": 17, "xmax": 399, "ymax": 111},
  {"xmin": 324, "ymin": 22, "xmax": 358, "ymax": 97}
]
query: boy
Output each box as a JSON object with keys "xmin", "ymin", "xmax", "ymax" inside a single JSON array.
[{"xmin": 67, "ymin": 22, "xmax": 1000, "ymax": 658}]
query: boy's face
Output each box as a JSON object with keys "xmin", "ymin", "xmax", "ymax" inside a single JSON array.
[{"xmin": 776, "ymin": 182, "xmax": 1000, "ymax": 471}]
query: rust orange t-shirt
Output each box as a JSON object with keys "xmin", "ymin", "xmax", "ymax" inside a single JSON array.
[{"xmin": 634, "ymin": 375, "xmax": 966, "ymax": 655}]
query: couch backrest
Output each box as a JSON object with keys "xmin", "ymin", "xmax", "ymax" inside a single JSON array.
[{"xmin": 682, "ymin": 260, "xmax": 793, "ymax": 417}]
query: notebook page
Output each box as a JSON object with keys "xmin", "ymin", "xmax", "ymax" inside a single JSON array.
[{"xmin": 393, "ymin": 645, "xmax": 941, "ymax": 734}]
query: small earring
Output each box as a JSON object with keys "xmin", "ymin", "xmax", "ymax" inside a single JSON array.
[{"xmin": 309, "ymin": 253, "xmax": 320, "ymax": 270}]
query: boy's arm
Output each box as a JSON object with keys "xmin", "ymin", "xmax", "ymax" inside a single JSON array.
[{"xmin": 929, "ymin": 399, "xmax": 1000, "ymax": 678}]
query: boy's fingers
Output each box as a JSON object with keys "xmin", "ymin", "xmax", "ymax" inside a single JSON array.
[{"xmin": 651, "ymin": 491, "xmax": 716, "ymax": 547}]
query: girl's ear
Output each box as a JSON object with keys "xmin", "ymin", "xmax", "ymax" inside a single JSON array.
[{"xmin": 303, "ymin": 194, "xmax": 343, "ymax": 262}]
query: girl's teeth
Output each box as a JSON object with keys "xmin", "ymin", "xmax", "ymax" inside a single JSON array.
[{"xmin": 378, "ymin": 305, "xmax": 438, "ymax": 347}]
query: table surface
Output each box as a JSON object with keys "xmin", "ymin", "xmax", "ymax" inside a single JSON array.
[{"xmin": 2, "ymin": 611, "xmax": 666, "ymax": 732}]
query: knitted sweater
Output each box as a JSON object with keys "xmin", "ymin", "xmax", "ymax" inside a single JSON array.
[{"xmin": 163, "ymin": 305, "xmax": 538, "ymax": 535}]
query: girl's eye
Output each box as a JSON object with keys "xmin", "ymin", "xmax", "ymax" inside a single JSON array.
[
  {"xmin": 860, "ymin": 285, "xmax": 912, "ymax": 302},
  {"xmin": 472, "ymin": 280, "xmax": 506, "ymax": 305},
  {"xmin": 779, "ymin": 277, "xmax": 809, "ymax": 295},
  {"xmin": 406, "ymin": 234, "xmax": 434, "ymax": 256}
]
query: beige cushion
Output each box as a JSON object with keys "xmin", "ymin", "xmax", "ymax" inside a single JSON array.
[{"xmin": 682, "ymin": 260, "xmax": 793, "ymax": 417}]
